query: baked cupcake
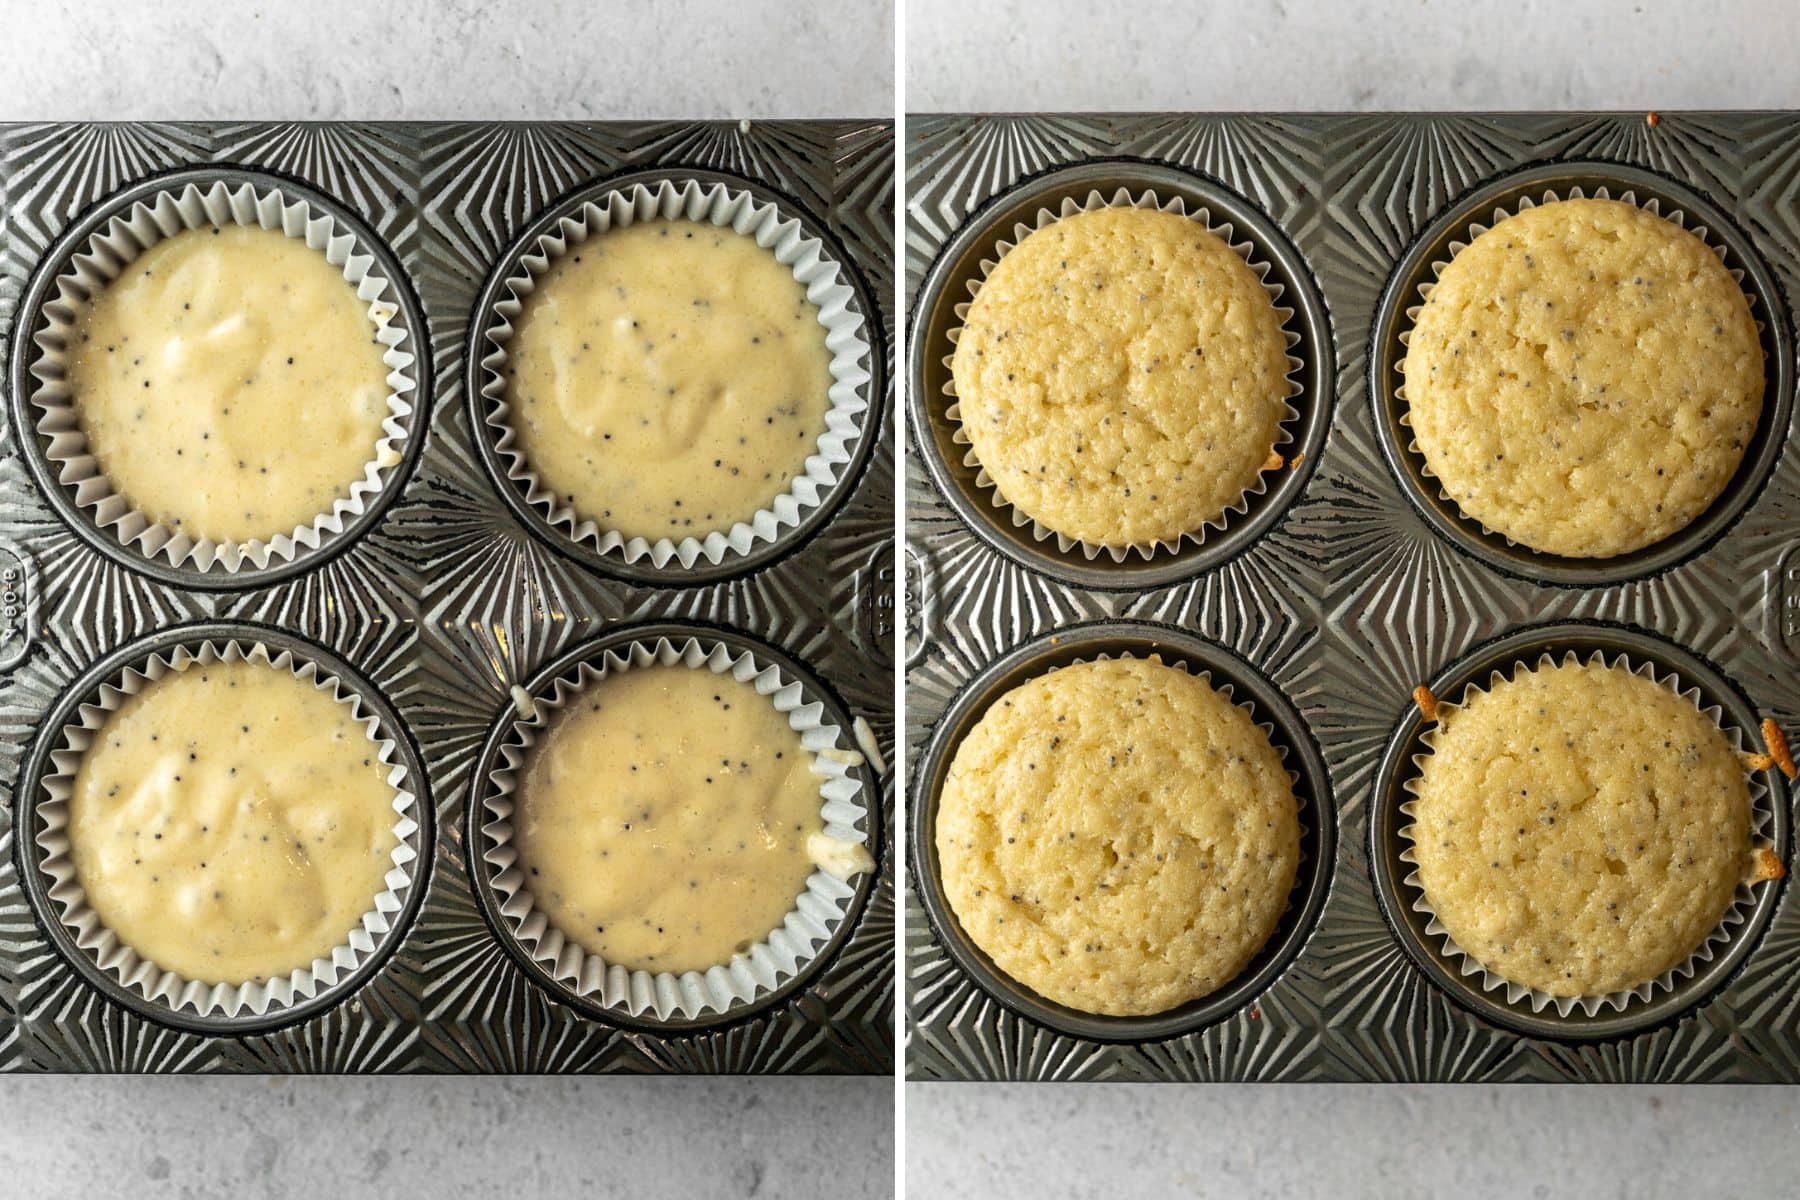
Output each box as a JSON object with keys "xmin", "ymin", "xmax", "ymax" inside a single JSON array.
[
  {"xmin": 1408, "ymin": 658, "xmax": 1780, "ymax": 998},
  {"xmin": 950, "ymin": 205, "xmax": 1292, "ymax": 550},
  {"xmin": 934, "ymin": 657, "xmax": 1300, "ymax": 1017},
  {"xmin": 63, "ymin": 223, "xmax": 394, "ymax": 548},
  {"xmin": 1403, "ymin": 198, "xmax": 1763, "ymax": 558}
]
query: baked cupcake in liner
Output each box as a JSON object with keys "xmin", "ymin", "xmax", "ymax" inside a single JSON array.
[
  {"xmin": 478, "ymin": 634, "xmax": 876, "ymax": 1023},
  {"xmin": 31, "ymin": 637, "xmax": 424, "ymax": 1021},
  {"xmin": 1392, "ymin": 185, "xmax": 1765, "ymax": 557},
  {"xmin": 475, "ymin": 177, "xmax": 874, "ymax": 572},
  {"xmin": 934, "ymin": 650, "xmax": 1312, "ymax": 1014},
  {"xmin": 939, "ymin": 187, "xmax": 1305, "ymax": 564},
  {"xmin": 1397, "ymin": 649, "xmax": 1781, "ymax": 1018},
  {"xmin": 23, "ymin": 177, "xmax": 421, "ymax": 576}
]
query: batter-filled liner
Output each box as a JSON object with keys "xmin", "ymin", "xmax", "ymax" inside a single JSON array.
[
  {"xmin": 479, "ymin": 634, "xmax": 875, "ymax": 1023},
  {"xmin": 476, "ymin": 178, "xmax": 873, "ymax": 573},
  {"xmin": 24, "ymin": 178, "xmax": 419, "ymax": 575},
  {"xmin": 32, "ymin": 638, "xmax": 423, "ymax": 1021}
]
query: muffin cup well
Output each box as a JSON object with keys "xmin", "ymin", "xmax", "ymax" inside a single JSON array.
[
  {"xmin": 17, "ymin": 171, "xmax": 423, "ymax": 581},
  {"xmin": 472, "ymin": 173, "xmax": 875, "ymax": 580},
  {"xmin": 1373, "ymin": 163, "xmax": 1794, "ymax": 587},
  {"xmin": 940, "ymin": 186, "xmax": 1304, "ymax": 564},
  {"xmin": 25, "ymin": 632, "xmax": 426, "ymax": 1028},
  {"xmin": 910, "ymin": 621, "xmax": 1333, "ymax": 1043},
  {"xmin": 1370, "ymin": 623, "xmax": 1791, "ymax": 1041},
  {"xmin": 475, "ymin": 631, "xmax": 878, "ymax": 1027}
]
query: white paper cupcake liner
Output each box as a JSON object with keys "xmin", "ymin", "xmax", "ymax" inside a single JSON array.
[
  {"xmin": 32, "ymin": 638, "xmax": 424, "ymax": 1020},
  {"xmin": 480, "ymin": 634, "xmax": 876, "ymax": 1023},
  {"xmin": 1398, "ymin": 648, "xmax": 1780, "ymax": 1018},
  {"xmin": 24, "ymin": 177, "xmax": 420, "ymax": 575},
  {"xmin": 940, "ymin": 186, "xmax": 1305, "ymax": 563},
  {"xmin": 476, "ymin": 178, "xmax": 874, "ymax": 571},
  {"xmin": 1393, "ymin": 184, "xmax": 1765, "ymax": 553}
]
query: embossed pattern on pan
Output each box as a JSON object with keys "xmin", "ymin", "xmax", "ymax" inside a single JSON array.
[
  {"xmin": 906, "ymin": 113, "xmax": 1800, "ymax": 1082},
  {"xmin": 910, "ymin": 621, "xmax": 1333, "ymax": 1043},
  {"xmin": 909, "ymin": 158, "xmax": 1333, "ymax": 590},
  {"xmin": 0, "ymin": 120, "xmax": 894, "ymax": 1075}
]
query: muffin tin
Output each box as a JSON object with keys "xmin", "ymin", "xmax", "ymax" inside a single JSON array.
[
  {"xmin": 0, "ymin": 120, "xmax": 893, "ymax": 1074},
  {"xmin": 906, "ymin": 113, "xmax": 1800, "ymax": 1082}
]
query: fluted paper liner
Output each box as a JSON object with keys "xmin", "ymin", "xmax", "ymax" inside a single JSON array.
[
  {"xmin": 24, "ymin": 177, "xmax": 419, "ymax": 575},
  {"xmin": 1392, "ymin": 184, "xmax": 1765, "ymax": 554},
  {"xmin": 32, "ymin": 638, "xmax": 423, "ymax": 1020},
  {"xmin": 1397, "ymin": 649, "xmax": 1779, "ymax": 1018},
  {"xmin": 940, "ymin": 186, "xmax": 1305, "ymax": 563},
  {"xmin": 480, "ymin": 635, "xmax": 875, "ymax": 1022},
  {"xmin": 477, "ymin": 178, "xmax": 873, "ymax": 572}
]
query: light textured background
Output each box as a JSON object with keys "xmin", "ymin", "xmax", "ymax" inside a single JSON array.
[
  {"xmin": 0, "ymin": 2, "xmax": 895, "ymax": 1199},
  {"xmin": 906, "ymin": 0, "xmax": 1795, "ymax": 112},
  {"xmin": 905, "ymin": 1, "xmax": 1800, "ymax": 1199}
]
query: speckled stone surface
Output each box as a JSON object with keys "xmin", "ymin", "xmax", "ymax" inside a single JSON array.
[
  {"xmin": 906, "ymin": 0, "xmax": 1797, "ymax": 112},
  {"xmin": 0, "ymin": 1076, "xmax": 892, "ymax": 1197}
]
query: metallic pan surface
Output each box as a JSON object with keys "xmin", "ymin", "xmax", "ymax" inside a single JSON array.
[
  {"xmin": 906, "ymin": 113, "xmax": 1800, "ymax": 1082},
  {"xmin": 0, "ymin": 120, "xmax": 894, "ymax": 1075}
]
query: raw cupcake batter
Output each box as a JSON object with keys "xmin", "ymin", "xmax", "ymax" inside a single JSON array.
[
  {"xmin": 65, "ymin": 224, "xmax": 392, "ymax": 545},
  {"xmin": 504, "ymin": 218, "xmax": 833, "ymax": 540},
  {"xmin": 67, "ymin": 657, "xmax": 399, "ymax": 985},
  {"xmin": 513, "ymin": 663, "xmax": 826, "ymax": 974}
]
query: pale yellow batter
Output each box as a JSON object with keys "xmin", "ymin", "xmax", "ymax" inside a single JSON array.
[
  {"xmin": 67, "ymin": 657, "xmax": 399, "ymax": 986},
  {"xmin": 505, "ymin": 218, "xmax": 833, "ymax": 540},
  {"xmin": 513, "ymin": 664, "xmax": 823, "ymax": 974},
  {"xmin": 66, "ymin": 224, "xmax": 392, "ymax": 545}
]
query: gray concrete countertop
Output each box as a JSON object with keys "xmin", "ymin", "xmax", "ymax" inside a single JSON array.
[
  {"xmin": 0, "ymin": 3, "xmax": 894, "ymax": 1199},
  {"xmin": 905, "ymin": 2, "xmax": 1800, "ymax": 1198}
]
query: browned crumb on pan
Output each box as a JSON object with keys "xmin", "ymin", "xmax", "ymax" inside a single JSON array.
[
  {"xmin": 1412, "ymin": 685, "xmax": 1440, "ymax": 723},
  {"xmin": 1646, "ymin": 111, "xmax": 1661, "ymax": 129},
  {"xmin": 1764, "ymin": 723, "xmax": 1792, "ymax": 780},
  {"xmin": 1750, "ymin": 846, "xmax": 1786, "ymax": 883}
]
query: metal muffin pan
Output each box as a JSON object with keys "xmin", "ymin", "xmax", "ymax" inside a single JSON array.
[
  {"xmin": 906, "ymin": 112, "xmax": 1800, "ymax": 1082},
  {"xmin": 0, "ymin": 119, "xmax": 894, "ymax": 1075}
]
